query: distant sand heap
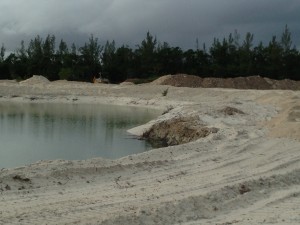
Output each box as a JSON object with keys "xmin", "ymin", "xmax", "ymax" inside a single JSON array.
[{"xmin": 19, "ymin": 75, "xmax": 50, "ymax": 85}]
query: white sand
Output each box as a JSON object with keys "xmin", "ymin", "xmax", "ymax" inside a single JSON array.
[{"xmin": 0, "ymin": 79, "xmax": 299, "ymax": 225}]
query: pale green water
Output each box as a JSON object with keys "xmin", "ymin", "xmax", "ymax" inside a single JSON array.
[{"xmin": 0, "ymin": 102, "xmax": 160, "ymax": 168}]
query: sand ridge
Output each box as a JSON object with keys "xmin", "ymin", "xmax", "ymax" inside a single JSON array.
[{"xmin": 0, "ymin": 79, "xmax": 299, "ymax": 224}]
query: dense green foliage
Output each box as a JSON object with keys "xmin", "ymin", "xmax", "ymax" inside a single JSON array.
[{"xmin": 0, "ymin": 26, "xmax": 299, "ymax": 82}]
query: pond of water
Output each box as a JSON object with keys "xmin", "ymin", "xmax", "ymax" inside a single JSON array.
[{"xmin": 0, "ymin": 102, "xmax": 160, "ymax": 168}]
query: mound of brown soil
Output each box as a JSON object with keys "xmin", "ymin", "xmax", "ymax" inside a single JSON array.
[
  {"xmin": 143, "ymin": 116, "xmax": 218, "ymax": 146},
  {"xmin": 152, "ymin": 74, "xmax": 203, "ymax": 88},
  {"xmin": 220, "ymin": 106, "xmax": 245, "ymax": 116},
  {"xmin": 152, "ymin": 74, "xmax": 300, "ymax": 90}
]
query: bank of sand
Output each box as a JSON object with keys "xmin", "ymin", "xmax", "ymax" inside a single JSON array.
[{"xmin": 0, "ymin": 78, "xmax": 299, "ymax": 224}]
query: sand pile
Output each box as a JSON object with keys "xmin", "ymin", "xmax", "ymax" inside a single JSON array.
[
  {"xmin": 143, "ymin": 115, "xmax": 218, "ymax": 146},
  {"xmin": 150, "ymin": 75, "xmax": 173, "ymax": 85},
  {"xmin": 152, "ymin": 74, "xmax": 300, "ymax": 90},
  {"xmin": 120, "ymin": 81, "xmax": 134, "ymax": 85},
  {"xmin": 19, "ymin": 75, "xmax": 50, "ymax": 85}
]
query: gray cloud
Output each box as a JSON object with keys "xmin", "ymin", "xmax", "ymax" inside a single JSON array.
[{"xmin": 1, "ymin": 0, "xmax": 300, "ymax": 52}]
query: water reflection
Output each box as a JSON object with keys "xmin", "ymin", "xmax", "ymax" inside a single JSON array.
[{"xmin": 0, "ymin": 102, "xmax": 159, "ymax": 168}]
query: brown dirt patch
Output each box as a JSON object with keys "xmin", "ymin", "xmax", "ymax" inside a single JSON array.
[{"xmin": 220, "ymin": 107, "xmax": 245, "ymax": 116}]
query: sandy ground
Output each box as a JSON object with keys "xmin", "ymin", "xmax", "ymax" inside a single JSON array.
[{"xmin": 0, "ymin": 78, "xmax": 299, "ymax": 225}]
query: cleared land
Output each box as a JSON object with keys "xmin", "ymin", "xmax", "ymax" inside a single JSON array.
[{"xmin": 0, "ymin": 75, "xmax": 299, "ymax": 225}]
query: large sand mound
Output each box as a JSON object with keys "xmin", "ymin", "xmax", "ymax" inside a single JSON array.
[
  {"xmin": 19, "ymin": 75, "xmax": 50, "ymax": 85},
  {"xmin": 152, "ymin": 74, "xmax": 300, "ymax": 90}
]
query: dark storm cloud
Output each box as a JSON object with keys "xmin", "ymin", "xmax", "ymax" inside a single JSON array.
[{"xmin": 0, "ymin": 0, "xmax": 300, "ymax": 51}]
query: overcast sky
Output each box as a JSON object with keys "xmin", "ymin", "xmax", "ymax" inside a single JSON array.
[{"xmin": 0, "ymin": 0, "xmax": 300, "ymax": 52}]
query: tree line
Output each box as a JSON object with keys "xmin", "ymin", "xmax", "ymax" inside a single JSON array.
[{"xmin": 0, "ymin": 25, "xmax": 299, "ymax": 82}]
